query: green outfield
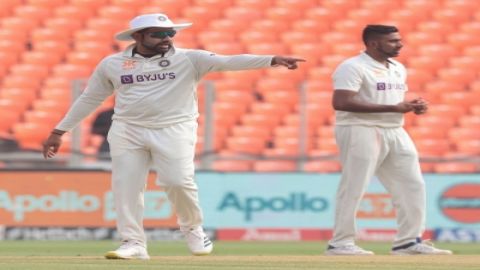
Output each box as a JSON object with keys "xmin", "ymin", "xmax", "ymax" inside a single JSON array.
[{"xmin": 0, "ymin": 241, "xmax": 479, "ymax": 270}]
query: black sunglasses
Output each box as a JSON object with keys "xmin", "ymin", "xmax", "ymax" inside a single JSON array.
[{"xmin": 147, "ymin": 30, "xmax": 177, "ymax": 39}]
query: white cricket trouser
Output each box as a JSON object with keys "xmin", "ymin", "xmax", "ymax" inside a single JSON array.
[
  {"xmin": 329, "ymin": 125, "xmax": 426, "ymax": 248},
  {"xmin": 107, "ymin": 120, "xmax": 203, "ymax": 246}
]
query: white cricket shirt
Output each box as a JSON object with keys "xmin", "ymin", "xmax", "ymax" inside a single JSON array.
[
  {"xmin": 332, "ymin": 52, "xmax": 408, "ymax": 127},
  {"xmin": 56, "ymin": 45, "xmax": 273, "ymax": 130}
]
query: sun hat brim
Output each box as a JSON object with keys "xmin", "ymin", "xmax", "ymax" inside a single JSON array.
[{"xmin": 115, "ymin": 23, "xmax": 192, "ymax": 41}]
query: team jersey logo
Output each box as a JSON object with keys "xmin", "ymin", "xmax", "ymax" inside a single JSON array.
[
  {"xmin": 120, "ymin": 73, "xmax": 176, "ymax": 84},
  {"xmin": 377, "ymin": 82, "xmax": 405, "ymax": 91},
  {"xmin": 122, "ymin": 60, "xmax": 137, "ymax": 70},
  {"xmin": 159, "ymin": 59, "xmax": 170, "ymax": 67},
  {"xmin": 120, "ymin": 75, "xmax": 134, "ymax": 84}
]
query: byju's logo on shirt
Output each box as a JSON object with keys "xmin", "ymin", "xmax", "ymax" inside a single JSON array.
[
  {"xmin": 121, "ymin": 75, "xmax": 134, "ymax": 84},
  {"xmin": 120, "ymin": 73, "xmax": 176, "ymax": 84},
  {"xmin": 376, "ymin": 82, "xmax": 405, "ymax": 91}
]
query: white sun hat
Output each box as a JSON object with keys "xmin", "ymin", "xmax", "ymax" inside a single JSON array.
[{"xmin": 115, "ymin": 13, "xmax": 192, "ymax": 41}]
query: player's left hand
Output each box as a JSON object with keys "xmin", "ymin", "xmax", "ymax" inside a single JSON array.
[{"xmin": 271, "ymin": 56, "xmax": 306, "ymax": 69}]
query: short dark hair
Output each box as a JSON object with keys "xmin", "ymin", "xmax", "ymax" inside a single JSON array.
[{"xmin": 362, "ymin": 25, "xmax": 398, "ymax": 45}]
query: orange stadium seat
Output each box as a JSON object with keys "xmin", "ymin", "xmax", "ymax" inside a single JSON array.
[
  {"xmin": 0, "ymin": 88, "xmax": 38, "ymax": 104},
  {"xmin": 276, "ymin": 0, "xmax": 317, "ymax": 10},
  {"xmin": 448, "ymin": 127, "xmax": 480, "ymax": 142},
  {"xmin": 33, "ymin": 40, "xmax": 70, "ymax": 56},
  {"xmin": 459, "ymin": 115, "xmax": 480, "ymax": 128},
  {"xmin": 417, "ymin": 21, "xmax": 455, "ymax": 37},
  {"xmin": 31, "ymin": 28, "xmax": 71, "ymax": 44},
  {"xmin": 213, "ymin": 102, "xmax": 248, "ymax": 119},
  {"xmin": 0, "ymin": 51, "xmax": 19, "ymax": 68},
  {"xmin": 306, "ymin": 7, "xmax": 343, "ymax": 22},
  {"xmin": 313, "ymin": 137, "xmax": 339, "ymax": 155},
  {"xmin": 0, "ymin": 109, "xmax": 21, "ymax": 134},
  {"xmin": 414, "ymin": 139, "xmax": 451, "ymax": 157},
  {"xmin": 27, "ymin": 0, "xmax": 67, "ymax": 8},
  {"xmin": 274, "ymin": 125, "xmax": 316, "ymax": 139},
  {"xmin": 292, "ymin": 19, "xmax": 331, "ymax": 34},
  {"xmin": 70, "ymin": 0, "xmax": 109, "ymax": 9},
  {"xmin": 53, "ymin": 5, "xmax": 94, "ymax": 21},
  {"xmin": 347, "ymin": 9, "xmax": 385, "ymax": 25},
  {"xmin": 253, "ymin": 160, "xmax": 297, "ymax": 172},
  {"xmin": 437, "ymin": 68, "xmax": 476, "ymax": 87},
  {"xmin": 13, "ymin": 122, "xmax": 53, "ymax": 150},
  {"xmin": 1, "ymin": 17, "xmax": 38, "ymax": 33},
  {"xmin": 224, "ymin": 6, "xmax": 263, "ymax": 22},
  {"xmin": 246, "ymin": 42, "xmax": 287, "ymax": 55},
  {"xmin": 0, "ymin": 29, "xmax": 27, "ymax": 43},
  {"xmin": 449, "ymin": 56, "xmax": 480, "ymax": 70},
  {"xmin": 0, "ymin": 98, "xmax": 27, "ymax": 114},
  {"xmin": 303, "ymin": 160, "xmax": 341, "ymax": 173},
  {"xmin": 262, "ymin": 91, "xmax": 299, "ymax": 109},
  {"xmin": 265, "ymin": 7, "xmax": 302, "ymax": 22},
  {"xmin": 232, "ymin": 125, "xmax": 272, "ymax": 140},
  {"xmin": 447, "ymin": 33, "xmax": 480, "ymax": 50},
  {"xmin": 13, "ymin": 5, "xmax": 51, "ymax": 25},
  {"xmin": 360, "ymin": 0, "xmax": 401, "ymax": 11},
  {"xmin": 66, "ymin": 51, "xmax": 106, "ymax": 67},
  {"xmin": 97, "ymin": 5, "xmax": 137, "ymax": 20},
  {"xmin": 24, "ymin": 110, "xmax": 64, "ymax": 125},
  {"xmin": 256, "ymin": 78, "xmax": 297, "ymax": 95},
  {"xmin": 281, "ymin": 31, "xmax": 319, "ymax": 46},
  {"xmin": 208, "ymin": 19, "xmax": 250, "ymax": 34},
  {"xmin": 52, "ymin": 64, "xmax": 92, "ymax": 80},
  {"xmin": 195, "ymin": 0, "xmax": 234, "ymax": 9},
  {"xmin": 428, "ymin": 104, "xmax": 467, "ymax": 118},
  {"xmin": 251, "ymin": 102, "xmax": 292, "ymax": 117},
  {"xmin": 240, "ymin": 30, "xmax": 279, "ymax": 44},
  {"xmin": 211, "ymin": 160, "xmax": 252, "ymax": 172},
  {"xmin": 111, "ymin": 0, "xmax": 150, "ymax": 9},
  {"xmin": 415, "ymin": 115, "xmax": 457, "ymax": 130},
  {"xmin": 250, "ymin": 19, "xmax": 290, "ymax": 33},
  {"xmin": 226, "ymin": 137, "xmax": 266, "ymax": 155},
  {"xmin": 0, "ymin": 40, "xmax": 27, "ymax": 56},
  {"xmin": 434, "ymin": 162, "xmax": 478, "ymax": 173},
  {"xmin": 406, "ymin": 55, "xmax": 447, "ymax": 71},
  {"xmin": 433, "ymin": 9, "xmax": 472, "ymax": 25},
  {"xmin": 223, "ymin": 70, "xmax": 265, "ymax": 85},
  {"xmin": 460, "ymin": 22, "xmax": 480, "ymax": 37},
  {"xmin": 241, "ymin": 113, "xmax": 282, "ymax": 129},
  {"xmin": 407, "ymin": 126, "xmax": 447, "ymax": 141},
  {"xmin": 2, "ymin": 76, "xmax": 42, "ymax": 91},
  {"xmin": 234, "ymin": 0, "xmax": 274, "ymax": 9},
  {"xmin": 455, "ymin": 140, "xmax": 480, "ymax": 156},
  {"xmin": 216, "ymin": 91, "xmax": 254, "ymax": 106}
]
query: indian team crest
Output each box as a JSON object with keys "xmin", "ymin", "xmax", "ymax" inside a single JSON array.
[
  {"xmin": 159, "ymin": 59, "xmax": 170, "ymax": 67},
  {"xmin": 158, "ymin": 16, "xmax": 167, "ymax": 22}
]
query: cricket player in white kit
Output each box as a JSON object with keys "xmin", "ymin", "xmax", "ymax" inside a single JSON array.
[
  {"xmin": 42, "ymin": 14, "xmax": 305, "ymax": 260},
  {"xmin": 325, "ymin": 25, "xmax": 452, "ymax": 256}
]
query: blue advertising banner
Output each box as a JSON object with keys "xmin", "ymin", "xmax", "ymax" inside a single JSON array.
[{"xmin": 196, "ymin": 173, "xmax": 480, "ymax": 230}]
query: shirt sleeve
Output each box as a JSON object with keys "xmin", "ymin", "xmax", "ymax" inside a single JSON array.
[
  {"xmin": 55, "ymin": 58, "xmax": 115, "ymax": 131},
  {"xmin": 332, "ymin": 61, "xmax": 364, "ymax": 92},
  {"xmin": 185, "ymin": 50, "xmax": 274, "ymax": 79}
]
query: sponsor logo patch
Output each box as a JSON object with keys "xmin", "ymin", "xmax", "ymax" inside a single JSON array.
[{"xmin": 120, "ymin": 75, "xmax": 134, "ymax": 84}]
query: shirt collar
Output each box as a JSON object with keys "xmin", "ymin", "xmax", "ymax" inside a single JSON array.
[{"xmin": 361, "ymin": 52, "xmax": 396, "ymax": 69}]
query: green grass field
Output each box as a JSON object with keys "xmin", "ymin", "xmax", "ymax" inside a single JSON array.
[{"xmin": 0, "ymin": 241, "xmax": 479, "ymax": 270}]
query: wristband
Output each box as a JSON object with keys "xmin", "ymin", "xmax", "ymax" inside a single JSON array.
[{"xmin": 51, "ymin": 131, "xmax": 64, "ymax": 136}]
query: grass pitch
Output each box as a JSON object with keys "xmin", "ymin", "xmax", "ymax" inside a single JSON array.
[{"xmin": 0, "ymin": 241, "xmax": 479, "ymax": 270}]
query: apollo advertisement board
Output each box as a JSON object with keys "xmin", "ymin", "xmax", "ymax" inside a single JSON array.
[
  {"xmin": 0, "ymin": 171, "xmax": 478, "ymax": 241},
  {"xmin": 0, "ymin": 171, "xmax": 177, "ymax": 227}
]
